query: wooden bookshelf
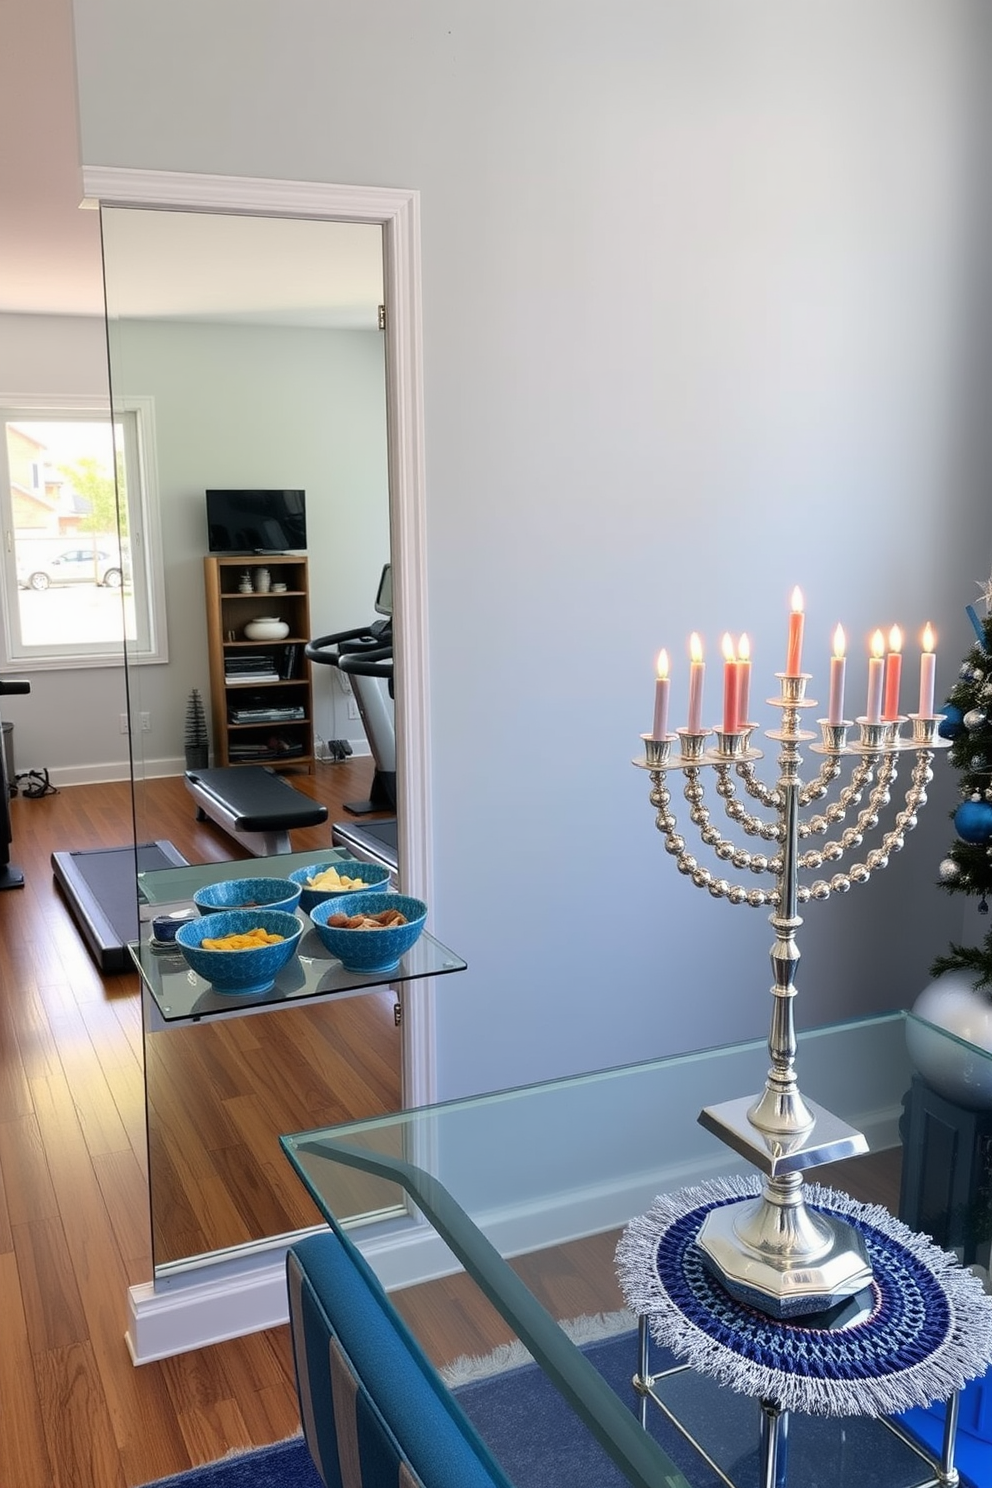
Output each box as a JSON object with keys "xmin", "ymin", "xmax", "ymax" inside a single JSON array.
[{"xmin": 203, "ymin": 554, "xmax": 316, "ymax": 771}]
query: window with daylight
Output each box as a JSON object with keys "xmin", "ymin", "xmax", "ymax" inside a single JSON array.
[{"xmin": 0, "ymin": 400, "xmax": 166, "ymax": 668}]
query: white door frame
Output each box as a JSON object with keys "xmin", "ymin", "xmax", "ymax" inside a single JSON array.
[{"xmin": 82, "ymin": 165, "xmax": 435, "ymax": 1111}]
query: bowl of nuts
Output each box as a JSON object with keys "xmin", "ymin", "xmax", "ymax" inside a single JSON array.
[
  {"xmin": 288, "ymin": 859, "xmax": 391, "ymax": 915},
  {"xmin": 175, "ymin": 908, "xmax": 304, "ymax": 994},
  {"xmin": 309, "ymin": 891, "xmax": 428, "ymax": 974}
]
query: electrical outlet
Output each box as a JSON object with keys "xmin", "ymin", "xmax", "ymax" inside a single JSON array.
[
  {"xmin": 347, "ymin": 699, "xmax": 360, "ymax": 721},
  {"xmin": 141, "ymin": 712, "xmax": 151, "ymax": 732},
  {"xmin": 120, "ymin": 713, "xmax": 130, "ymax": 734}
]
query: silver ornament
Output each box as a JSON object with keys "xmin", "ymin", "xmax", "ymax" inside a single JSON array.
[
  {"xmin": 975, "ymin": 668, "xmax": 986, "ymax": 681},
  {"xmin": 965, "ymin": 708, "xmax": 987, "ymax": 730},
  {"xmin": 939, "ymin": 858, "xmax": 961, "ymax": 882}
]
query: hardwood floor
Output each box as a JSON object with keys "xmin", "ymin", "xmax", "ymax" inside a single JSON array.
[
  {"xmin": 0, "ymin": 764, "xmax": 907, "ymax": 1486},
  {"xmin": 0, "ymin": 760, "xmax": 401, "ymax": 1488}
]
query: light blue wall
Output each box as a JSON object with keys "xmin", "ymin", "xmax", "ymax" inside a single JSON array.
[{"xmin": 70, "ymin": 1, "xmax": 992, "ymax": 1095}]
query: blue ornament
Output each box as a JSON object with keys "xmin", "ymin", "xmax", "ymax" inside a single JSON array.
[
  {"xmin": 954, "ymin": 798, "xmax": 992, "ymax": 844},
  {"xmin": 939, "ymin": 704, "xmax": 965, "ymax": 740}
]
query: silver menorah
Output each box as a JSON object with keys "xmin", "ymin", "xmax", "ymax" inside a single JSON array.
[{"xmin": 636, "ymin": 669, "xmax": 948, "ymax": 1319}]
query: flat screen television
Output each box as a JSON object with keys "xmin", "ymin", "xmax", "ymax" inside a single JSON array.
[{"xmin": 206, "ymin": 489, "xmax": 307, "ymax": 554}]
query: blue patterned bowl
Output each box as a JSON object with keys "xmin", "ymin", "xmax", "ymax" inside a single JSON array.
[
  {"xmin": 193, "ymin": 876, "xmax": 302, "ymax": 916},
  {"xmin": 309, "ymin": 892, "xmax": 427, "ymax": 974},
  {"xmin": 288, "ymin": 860, "xmax": 390, "ymax": 915},
  {"xmin": 175, "ymin": 908, "xmax": 304, "ymax": 994}
]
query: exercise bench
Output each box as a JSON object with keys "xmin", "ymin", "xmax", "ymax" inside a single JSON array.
[{"xmin": 185, "ymin": 766, "xmax": 328, "ymax": 856}]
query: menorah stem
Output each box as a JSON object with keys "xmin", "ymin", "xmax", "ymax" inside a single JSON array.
[{"xmin": 748, "ymin": 751, "xmax": 814, "ymax": 1139}]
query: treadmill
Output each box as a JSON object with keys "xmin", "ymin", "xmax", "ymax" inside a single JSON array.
[{"xmin": 306, "ymin": 565, "xmax": 398, "ymax": 876}]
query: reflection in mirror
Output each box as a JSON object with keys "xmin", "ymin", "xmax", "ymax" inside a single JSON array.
[{"xmin": 100, "ymin": 208, "xmax": 406, "ymax": 1274}]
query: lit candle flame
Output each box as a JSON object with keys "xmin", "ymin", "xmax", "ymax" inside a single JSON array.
[
  {"xmin": 833, "ymin": 624, "xmax": 845, "ymax": 659},
  {"xmin": 722, "ymin": 633, "xmax": 736, "ymax": 664},
  {"xmin": 922, "ymin": 623, "xmax": 935, "ymax": 653},
  {"xmin": 738, "ymin": 633, "xmax": 750, "ymax": 662},
  {"xmin": 690, "ymin": 632, "xmax": 703, "ymax": 663},
  {"xmin": 888, "ymin": 625, "xmax": 902, "ymax": 654},
  {"xmin": 791, "ymin": 586, "xmax": 804, "ymax": 614},
  {"xmin": 871, "ymin": 629, "xmax": 886, "ymax": 659},
  {"xmin": 656, "ymin": 648, "xmax": 669, "ymax": 680}
]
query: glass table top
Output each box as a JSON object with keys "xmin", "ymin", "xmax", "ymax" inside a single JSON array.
[
  {"xmin": 282, "ymin": 1012, "xmax": 949, "ymax": 1488},
  {"xmin": 130, "ymin": 847, "xmax": 466, "ymax": 1022}
]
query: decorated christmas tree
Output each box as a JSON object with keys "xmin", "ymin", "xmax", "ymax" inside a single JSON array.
[{"xmin": 931, "ymin": 573, "xmax": 992, "ymax": 985}]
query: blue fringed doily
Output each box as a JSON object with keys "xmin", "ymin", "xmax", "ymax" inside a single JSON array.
[{"xmin": 616, "ymin": 1175, "xmax": 992, "ymax": 1418}]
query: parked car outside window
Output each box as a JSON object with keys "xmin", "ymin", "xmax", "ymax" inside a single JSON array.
[{"xmin": 17, "ymin": 547, "xmax": 130, "ymax": 591}]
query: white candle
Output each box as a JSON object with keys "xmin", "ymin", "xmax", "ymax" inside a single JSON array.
[
  {"xmin": 737, "ymin": 634, "xmax": 751, "ymax": 727},
  {"xmin": 686, "ymin": 633, "xmax": 705, "ymax": 734},
  {"xmin": 828, "ymin": 625, "xmax": 846, "ymax": 725},
  {"xmin": 918, "ymin": 623, "xmax": 936, "ymax": 717},
  {"xmin": 652, "ymin": 650, "xmax": 670, "ymax": 739},
  {"xmin": 866, "ymin": 629, "xmax": 885, "ymax": 723}
]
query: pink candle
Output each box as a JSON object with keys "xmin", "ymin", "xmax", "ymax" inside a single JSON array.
[
  {"xmin": 652, "ymin": 650, "xmax": 670, "ymax": 739},
  {"xmin": 827, "ymin": 624, "xmax": 846, "ymax": 725},
  {"xmin": 721, "ymin": 633, "xmax": 740, "ymax": 735},
  {"xmin": 883, "ymin": 625, "xmax": 903, "ymax": 721},
  {"xmin": 866, "ymin": 630, "xmax": 885, "ymax": 723},
  {"xmin": 686, "ymin": 633, "xmax": 705, "ymax": 733},
  {"xmin": 786, "ymin": 587, "xmax": 805, "ymax": 676},
  {"xmin": 736, "ymin": 634, "xmax": 751, "ymax": 727},
  {"xmin": 918, "ymin": 623, "xmax": 936, "ymax": 716}
]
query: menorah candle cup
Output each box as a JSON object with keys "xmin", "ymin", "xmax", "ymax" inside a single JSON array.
[
  {"xmin": 641, "ymin": 733, "xmax": 676, "ymax": 768},
  {"xmin": 775, "ymin": 673, "xmax": 811, "ymax": 705},
  {"xmin": 712, "ymin": 728, "xmax": 753, "ymax": 760},
  {"xmin": 909, "ymin": 714, "xmax": 941, "ymax": 747},
  {"xmin": 676, "ymin": 728, "xmax": 710, "ymax": 763},
  {"xmin": 818, "ymin": 719, "xmax": 852, "ymax": 753}
]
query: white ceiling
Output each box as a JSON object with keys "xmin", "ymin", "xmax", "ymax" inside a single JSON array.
[{"xmin": 0, "ymin": 0, "xmax": 382, "ymax": 326}]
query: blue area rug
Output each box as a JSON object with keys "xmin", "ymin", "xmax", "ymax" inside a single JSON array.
[{"xmin": 140, "ymin": 1329, "xmax": 986, "ymax": 1488}]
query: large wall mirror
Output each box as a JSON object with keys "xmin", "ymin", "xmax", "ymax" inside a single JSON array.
[{"xmin": 90, "ymin": 169, "xmax": 434, "ymax": 1287}]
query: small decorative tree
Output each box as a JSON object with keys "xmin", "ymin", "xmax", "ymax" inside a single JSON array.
[
  {"xmin": 184, "ymin": 688, "xmax": 209, "ymax": 770},
  {"xmin": 931, "ymin": 573, "xmax": 992, "ymax": 985}
]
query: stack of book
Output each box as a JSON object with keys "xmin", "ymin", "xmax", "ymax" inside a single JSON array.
[
  {"xmin": 224, "ymin": 652, "xmax": 281, "ymax": 685},
  {"xmin": 228, "ymin": 736, "xmax": 306, "ymax": 762},
  {"xmin": 228, "ymin": 703, "xmax": 305, "ymax": 725}
]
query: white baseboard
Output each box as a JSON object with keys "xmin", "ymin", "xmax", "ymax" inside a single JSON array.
[
  {"xmin": 126, "ymin": 1107, "xmax": 901, "ymax": 1364},
  {"xmin": 29, "ymin": 755, "xmax": 184, "ymax": 788},
  {"xmin": 36, "ymin": 750, "xmax": 373, "ymax": 789}
]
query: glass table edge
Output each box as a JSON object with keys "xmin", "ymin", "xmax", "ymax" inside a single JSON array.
[
  {"xmin": 280, "ymin": 1133, "xmax": 692, "ymax": 1488},
  {"xmin": 283, "ymin": 1007, "xmax": 910, "ymax": 1144}
]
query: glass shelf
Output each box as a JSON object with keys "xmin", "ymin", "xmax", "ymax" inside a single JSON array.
[{"xmin": 130, "ymin": 848, "xmax": 466, "ymax": 1022}]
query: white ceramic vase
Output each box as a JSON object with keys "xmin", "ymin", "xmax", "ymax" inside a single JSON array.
[
  {"xmin": 906, "ymin": 970, "xmax": 992, "ymax": 1110},
  {"xmin": 243, "ymin": 617, "xmax": 289, "ymax": 641}
]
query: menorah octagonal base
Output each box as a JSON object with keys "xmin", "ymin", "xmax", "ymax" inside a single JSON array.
[{"xmin": 696, "ymin": 1199, "xmax": 874, "ymax": 1319}]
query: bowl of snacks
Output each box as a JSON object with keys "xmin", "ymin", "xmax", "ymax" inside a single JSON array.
[
  {"xmin": 193, "ymin": 876, "xmax": 302, "ymax": 916},
  {"xmin": 309, "ymin": 891, "xmax": 428, "ymax": 974},
  {"xmin": 175, "ymin": 908, "xmax": 304, "ymax": 995},
  {"xmin": 289, "ymin": 859, "xmax": 391, "ymax": 915}
]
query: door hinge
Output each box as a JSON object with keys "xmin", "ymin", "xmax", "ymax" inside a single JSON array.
[
  {"xmin": 378, "ymin": 304, "xmax": 386, "ymax": 332},
  {"xmin": 393, "ymin": 1000, "xmax": 402, "ymax": 1026}
]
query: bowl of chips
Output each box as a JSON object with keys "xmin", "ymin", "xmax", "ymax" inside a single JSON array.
[
  {"xmin": 175, "ymin": 908, "xmax": 304, "ymax": 994},
  {"xmin": 309, "ymin": 891, "xmax": 428, "ymax": 974},
  {"xmin": 193, "ymin": 876, "xmax": 302, "ymax": 916},
  {"xmin": 288, "ymin": 859, "xmax": 391, "ymax": 915}
]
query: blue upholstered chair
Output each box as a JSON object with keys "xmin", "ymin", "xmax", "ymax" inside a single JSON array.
[{"xmin": 287, "ymin": 1231, "xmax": 515, "ymax": 1488}]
